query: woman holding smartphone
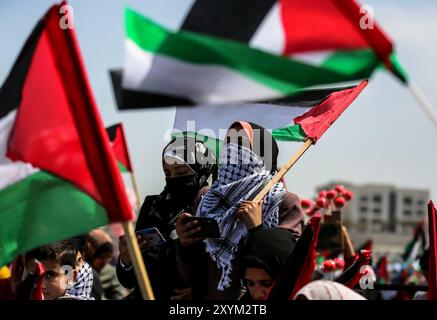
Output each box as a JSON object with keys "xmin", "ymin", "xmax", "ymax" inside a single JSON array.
[
  {"xmin": 176, "ymin": 121, "xmax": 305, "ymax": 300},
  {"xmin": 116, "ymin": 136, "xmax": 217, "ymax": 300}
]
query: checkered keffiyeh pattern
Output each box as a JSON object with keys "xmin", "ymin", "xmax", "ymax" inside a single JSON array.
[
  {"xmin": 66, "ymin": 261, "xmax": 94, "ymax": 300},
  {"xmin": 196, "ymin": 143, "xmax": 285, "ymax": 290}
]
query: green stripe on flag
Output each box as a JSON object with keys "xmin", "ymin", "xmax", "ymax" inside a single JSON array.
[
  {"xmin": 172, "ymin": 124, "xmax": 307, "ymax": 160},
  {"xmin": 125, "ymin": 8, "xmax": 379, "ymax": 94},
  {"xmin": 321, "ymin": 49, "xmax": 380, "ymax": 78},
  {"xmin": 272, "ymin": 124, "xmax": 307, "ymax": 142},
  {"xmin": 117, "ymin": 161, "xmax": 129, "ymax": 173},
  {"xmin": 389, "ymin": 53, "xmax": 408, "ymax": 84},
  {"xmin": 0, "ymin": 171, "xmax": 108, "ymax": 267}
]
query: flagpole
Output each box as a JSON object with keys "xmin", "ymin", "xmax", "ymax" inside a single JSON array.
[
  {"xmin": 129, "ymin": 172, "xmax": 142, "ymax": 211},
  {"xmin": 121, "ymin": 221, "xmax": 155, "ymax": 300},
  {"xmin": 253, "ymin": 139, "xmax": 313, "ymax": 203},
  {"xmin": 407, "ymin": 82, "xmax": 437, "ymax": 127}
]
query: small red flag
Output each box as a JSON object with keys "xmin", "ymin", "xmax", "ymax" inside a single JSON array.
[
  {"xmin": 427, "ymin": 201, "xmax": 437, "ymax": 300},
  {"xmin": 106, "ymin": 123, "xmax": 133, "ymax": 172}
]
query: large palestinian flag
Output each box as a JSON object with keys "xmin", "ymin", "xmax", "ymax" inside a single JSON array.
[
  {"xmin": 0, "ymin": 3, "xmax": 133, "ymax": 267},
  {"xmin": 113, "ymin": 1, "xmax": 405, "ymax": 109},
  {"xmin": 171, "ymin": 82, "xmax": 367, "ymax": 156}
]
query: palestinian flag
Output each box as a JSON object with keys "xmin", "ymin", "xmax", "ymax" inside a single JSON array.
[
  {"xmin": 182, "ymin": 0, "xmax": 407, "ymax": 81},
  {"xmin": 113, "ymin": 1, "xmax": 404, "ymax": 109},
  {"xmin": 335, "ymin": 249, "xmax": 372, "ymax": 289},
  {"xmin": 106, "ymin": 123, "xmax": 133, "ymax": 173},
  {"xmin": 427, "ymin": 201, "xmax": 437, "ymax": 300},
  {"xmin": 0, "ymin": 3, "xmax": 133, "ymax": 267},
  {"xmin": 375, "ymin": 255, "xmax": 390, "ymax": 284},
  {"xmin": 171, "ymin": 82, "xmax": 367, "ymax": 156},
  {"xmin": 106, "ymin": 123, "xmax": 140, "ymax": 212},
  {"xmin": 402, "ymin": 220, "xmax": 426, "ymax": 262}
]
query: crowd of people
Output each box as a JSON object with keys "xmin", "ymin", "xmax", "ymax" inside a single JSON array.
[{"xmin": 0, "ymin": 121, "xmax": 431, "ymax": 300}]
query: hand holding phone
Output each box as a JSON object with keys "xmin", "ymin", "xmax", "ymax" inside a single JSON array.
[
  {"xmin": 184, "ymin": 217, "xmax": 220, "ymax": 239},
  {"xmin": 176, "ymin": 213, "xmax": 202, "ymax": 247},
  {"xmin": 135, "ymin": 227, "xmax": 166, "ymax": 248},
  {"xmin": 175, "ymin": 213, "xmax": 220, "ymax": 247}
]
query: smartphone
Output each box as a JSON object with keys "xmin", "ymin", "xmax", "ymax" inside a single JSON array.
[
  {"xmin": 317, "ymin": 211, "xmax": 344, "ymax": 252},
  {"xmin": 184, "ymin": 217, "xmax": 221, "ymax": 238},
  {"xmin": 135, "ymin": 227, "xmax": 166, "ymax": 247}
]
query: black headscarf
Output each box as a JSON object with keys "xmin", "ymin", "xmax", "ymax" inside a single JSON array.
[
  {"xmin": 248, "ymin": 122, "xmax": 279, "ymax": 173},
  {"xmin": 239, "ymin": 227, "xmax": 297, "ymax": 280}
]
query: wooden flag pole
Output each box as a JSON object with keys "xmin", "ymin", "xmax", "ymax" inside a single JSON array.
[
  {"xmin": 129, "ymin": 172, "xmax": 142, "ymax": 212},
  {"xmin": 253, "ymin": 139, "xmax": 314, "ymax": 203},
  {"xmin": 121, "ymin": 221, "xmax": 155, "ymax": 300},
  {"xmin": 408, "ymin": 82, "xmax": 437, "ymax": 127}
]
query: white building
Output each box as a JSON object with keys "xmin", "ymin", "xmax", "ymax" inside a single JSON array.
[{"xmin": 315, "ymin": 182, "xmax": 430, "ymax": 256}]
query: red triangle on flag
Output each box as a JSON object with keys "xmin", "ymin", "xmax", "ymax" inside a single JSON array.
[{"xmin": 6, "ymin": 2, "xmax": 133, "ymax": 223}]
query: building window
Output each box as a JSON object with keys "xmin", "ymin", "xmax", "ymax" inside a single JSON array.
[
  {"xmin": 417, "ymin": 200, "xmax": 425, "ymax": 206},
  {"xmin": 359, "ymin": 207, "xmax": 368, "ymax": 214},
  {"xmin": 360, "ymin": 196, "xmax": 368, "ymax": 202},
  {"xmin": 403, "ymin": 210, "xmax": 412, "ymax": 216},
  {"xmin": 373, "ymin": 208, "xmax": 381, "ymax": 214},
  {"xmin": 373, "ymin": 195, "xmax": 382, "ymax": 203},
  {"xmin": 403, "ymin": 197, "xmax": 412, "ymax": 205},
  {"xmin": 417, "ymin": 210, "xmax": 424, "ymax": 216}
]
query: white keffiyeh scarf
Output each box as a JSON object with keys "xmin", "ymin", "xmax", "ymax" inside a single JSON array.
[
  {"xmin": 196, "ymin": 143, "xmax": 285, "ymax": 290},
  {"xmin": 66, "ymin": 261, "xmax": 94, "ymax": 300}
]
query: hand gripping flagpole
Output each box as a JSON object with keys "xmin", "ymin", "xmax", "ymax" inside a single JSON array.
[
  {"xmin": 252, "ymin": 139, "xmax": 313, "ymax": 203},
  {"xmin": 121, "ymin": 221, "xmax": 155, "ymax": 300}
]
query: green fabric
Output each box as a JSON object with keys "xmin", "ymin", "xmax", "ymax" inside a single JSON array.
[
  {"xmin": 272, "ymin": 124, "xmax": 307, "ymax": 142},
  {"xmin": 389, "ymin": 53, "xmax": 409, "ymax": 84},
  {"xmin": 172, "ymin": 125, "xmax": 307, "ymax": 161},
  {"xmin": 117, "ymin": 161, "xmax": 129, "ymax": 173},
  {"xmin": 125, "ymin": 8, "xmax": 378, "ymax": 94},
  {"xmin": 0, "ymin": 171, "xmax": 108, "ymax": 267}
]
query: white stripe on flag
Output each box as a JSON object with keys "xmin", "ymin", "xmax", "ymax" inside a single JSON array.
[
  {"xmin": 122, "ymin": 39, "xmax": 280, "ymax": 104},
  {"xmin": 291, "ymin": 50, "xmax": 334, "ymax": 66},
  {"xmin": 249, "ymin": 3, "xmax": 285, "ymax": 55},
  {"xmin": 0, "ymin": 110, "xmax": 39, "ymax": 189},
  {"xmin": 173, "ymin": 103, "xmax": 311, "ymax": 140}
]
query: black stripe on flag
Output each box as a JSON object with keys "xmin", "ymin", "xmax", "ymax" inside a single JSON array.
[
  {"xmin": 180, "ymin": 0, "xmax": 276, "ymax": 43},
  {"xmin": 110, "ymin": 66, "xmax": 358, "ymax": 110},
  {"xmin": 260, "ymin": 85, "xmax": 357, "ymax": 108},
  {"xmin": 106, "ymin": 124, "xmax": 119, "ymax": 142},
  {"xmin": 110, "ymin": 69, "xmax": 193, "ymax": 109},
  {"xmin": 0, "ymin": 19, "xmax": 44, "ymax": 119}
]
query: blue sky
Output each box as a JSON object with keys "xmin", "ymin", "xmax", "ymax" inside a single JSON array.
[{"xmin": 1, "ymin": 0, "xmax": 436, "ymax": 203}]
